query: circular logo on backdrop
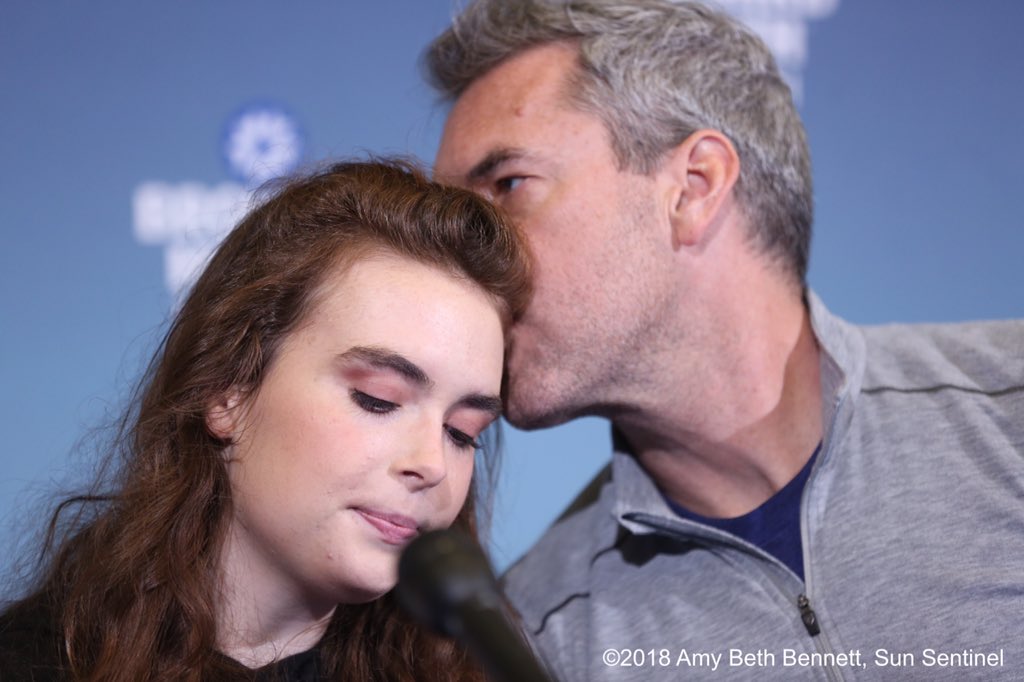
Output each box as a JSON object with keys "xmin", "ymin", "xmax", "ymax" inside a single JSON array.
[{"xmin": 221, "ymin": 103, "xmax": 305, "ymax": 186}]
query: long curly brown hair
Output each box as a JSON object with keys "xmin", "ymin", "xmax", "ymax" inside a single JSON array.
[{"xmin": 14, "ymin": 159, "xmax": 531, "ymax": 681}]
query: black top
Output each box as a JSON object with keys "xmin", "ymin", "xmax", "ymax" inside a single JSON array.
[
  {"xmin": 219, "ymin": 646, "xmax": 323, "ymax": 682},
  {"xmin": 665, "ymin": 445, "xmax": 821, "ymax": 581},
  {"xmin": 0, "ymin": 593, "xmax": 324, "ymax": 681},
  {"xmin": 0, "ymin": 593, "xmax": 64, "ymax": 682}
]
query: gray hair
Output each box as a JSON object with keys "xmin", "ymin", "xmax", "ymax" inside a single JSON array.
[{"xmin": 426, "ymin": 0, "xmax": 813, "ymax": 284}]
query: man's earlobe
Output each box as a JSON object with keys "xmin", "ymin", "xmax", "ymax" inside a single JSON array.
[{"xmin": 664, "ymin": 129, "xmax": 741, "ymax": 249}]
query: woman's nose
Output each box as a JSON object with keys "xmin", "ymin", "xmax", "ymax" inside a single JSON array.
[{"xmin": 392, "ymin": 429, "xmax": 448, "ymax": 490}]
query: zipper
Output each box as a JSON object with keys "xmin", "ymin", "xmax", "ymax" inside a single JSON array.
[
  {"xmin": 634, "ymin": 513, "xmax": 848, "ymax": 681},
  {"xmin": 795, "ymin": 592, "xmax": 844, "ymax": 682},
  {"xmin": 797, "ymin": 593, "xmax": 820, "ymax": 636},
  {"xmin": 793, "ymin": 379, "xmax": 850, "ymax": 682}
]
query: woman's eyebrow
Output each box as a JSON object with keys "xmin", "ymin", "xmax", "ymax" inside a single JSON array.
[
  {"xmin": 338, "ymin": 346, "xmax": 432, "ymax": 387},
  {"xmin": 339, "ymin": 346, "xmax": 502, "ymax": 414},
  {"xmin": 459, "ymin": 393, "xmax": 503, "ymax": 418}
]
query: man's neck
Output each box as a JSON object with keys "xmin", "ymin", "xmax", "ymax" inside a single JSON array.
[{"xmin": 623, "ymin": 296, "xmax": 823, "ymax": 518}]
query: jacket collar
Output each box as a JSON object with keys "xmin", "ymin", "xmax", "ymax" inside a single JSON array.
[{"xmin": 610, "ymin": 290, "xmax": 865, "ymax": 532}]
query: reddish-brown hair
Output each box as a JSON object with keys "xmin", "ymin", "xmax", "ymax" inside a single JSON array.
[{"xmin": 21, "ymin": 159, "xmax": 531, "ymax": 680}]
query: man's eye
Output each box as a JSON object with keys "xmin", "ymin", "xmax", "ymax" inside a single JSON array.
[
  {"xmin": 351, "ymin": 389, "xmax": 398, "ymax": 414},
  {"xmin": 495, "ymin": 176, "xmax": 525, "ymax": 194},
  {"xmin": 445, "ymin": 425, "xmax": 481, "ymax": 450}
]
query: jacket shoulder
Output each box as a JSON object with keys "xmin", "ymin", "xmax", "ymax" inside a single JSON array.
[
  {"xmin": 501, "ymin": 464, "xmax": 619, "ymax": 635},
  {"xmin": 860, "ymin": 318, "xmax": 1024, "ymax": 394}
]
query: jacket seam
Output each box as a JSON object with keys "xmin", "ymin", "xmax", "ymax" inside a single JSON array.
[{"xmin": 862, "ymin": 383, "xmax": 1024, "ymax": 397}]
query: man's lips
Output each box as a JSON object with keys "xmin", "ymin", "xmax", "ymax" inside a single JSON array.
[{"xmin": 354, "ymin": 508, "xmax": 420, "ymax": 545}]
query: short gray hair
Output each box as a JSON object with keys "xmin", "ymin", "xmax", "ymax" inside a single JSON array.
[{"xmin": 426, "ymin": 0, "xmax": 813, "ymax": 284}]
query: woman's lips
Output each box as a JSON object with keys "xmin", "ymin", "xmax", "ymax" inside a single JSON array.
[{"xmin": 354, "ymin": 508, "xmax": 420, "ymax": 545}]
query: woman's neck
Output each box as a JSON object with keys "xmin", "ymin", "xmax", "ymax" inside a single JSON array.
[{"xmin": 215, "ymin": 524, "xmax": 337, "ymax": 668}]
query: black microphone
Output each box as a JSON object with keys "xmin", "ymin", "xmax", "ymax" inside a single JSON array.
[{"xmin": 397, "ymin": 528, "xmax": 554, "ymax": 682}]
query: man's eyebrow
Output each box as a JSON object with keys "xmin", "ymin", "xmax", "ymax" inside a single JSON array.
[
  {"xmin": 465, "ymin": 147, "xmax": 527, "ymax": 184},
  {"xmin": 339, "ymin": 346, "xmax": 432, "ymax": 387}
]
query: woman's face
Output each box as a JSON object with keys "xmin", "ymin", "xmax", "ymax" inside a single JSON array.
[{"xmin": 213, "ymin": 252, "xmax": 505, "ymax": 609}]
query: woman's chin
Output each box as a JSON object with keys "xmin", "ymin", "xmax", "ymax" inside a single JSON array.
[{"xmin": 331, "ymin": 575, "xmax": 397, "ymax": 606}]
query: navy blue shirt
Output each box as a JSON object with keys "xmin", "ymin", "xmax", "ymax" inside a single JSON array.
[{"xmin": 666, "ymin": 447, "xmax": 820, "ymax": 581}]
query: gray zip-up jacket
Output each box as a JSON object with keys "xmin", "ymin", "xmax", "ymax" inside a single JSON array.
[{"xmin": 504, "ymin": 294, "xmax": 1024, "ymax": 681}]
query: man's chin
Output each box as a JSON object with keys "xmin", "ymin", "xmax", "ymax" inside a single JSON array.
[{"xmin": 504, "ymin": 376, "xmax": 578, "ymax": 431}]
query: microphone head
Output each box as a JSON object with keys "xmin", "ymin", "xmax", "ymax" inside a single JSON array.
[{"xmin": 396, "ymin": 528, "xmax": 502, "ymax": 637}]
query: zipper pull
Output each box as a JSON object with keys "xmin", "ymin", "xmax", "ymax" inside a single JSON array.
[{"xmin": 797, "ymin": 594, "xmax": 821, "ymax": 636}]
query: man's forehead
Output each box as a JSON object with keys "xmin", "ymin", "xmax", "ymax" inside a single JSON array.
[
  {"xmin": 459, "ymin": 43, "xmax": 577, "ymax": 110},
  {"xmin": 436, "ymin": 43, "xmax": 581, "ymax": 177}
]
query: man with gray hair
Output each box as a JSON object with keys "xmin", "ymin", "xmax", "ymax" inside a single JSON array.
[{"xmin": 427, "ymin": 1, "xmax": 1024, "ymax": 679}]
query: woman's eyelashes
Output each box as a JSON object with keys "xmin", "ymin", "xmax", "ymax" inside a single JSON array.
[
  {"xmin": 350, "ymin": 389, "xmax": 398, "ymax": 414},
  {"xmin": 445, "ymin": 425, "xmax": 481, "ymax": 451}
]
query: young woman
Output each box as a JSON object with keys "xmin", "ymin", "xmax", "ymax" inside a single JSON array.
[{"xmin": 0, "ymin": 159, "xmax": 531, "ymax": 681}]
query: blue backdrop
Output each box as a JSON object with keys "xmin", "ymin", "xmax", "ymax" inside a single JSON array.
[{"xmin": 2, "ymin": 1, "xmax": 1022, "ymax": 589}]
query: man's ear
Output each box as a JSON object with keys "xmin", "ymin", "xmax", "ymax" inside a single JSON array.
[
  {"xmin": 205, "ymin": 389, "xmax": 244, "ymax": 442},
  {"xmin": 659, "ymin": 129, "xmax": 740, "ymax": 249}
]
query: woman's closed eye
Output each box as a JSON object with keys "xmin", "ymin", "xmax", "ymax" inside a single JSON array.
[
  {"xmin": 351, "ymin": 389, "xmax": 398, "ymax": 414},
  {"xmin": 351, "ymin": 386, "xmax": 487, "ymax": 449},
  {"xmin": 445, "ymin": 425, "xmax": 481, "ymax": 451}
]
